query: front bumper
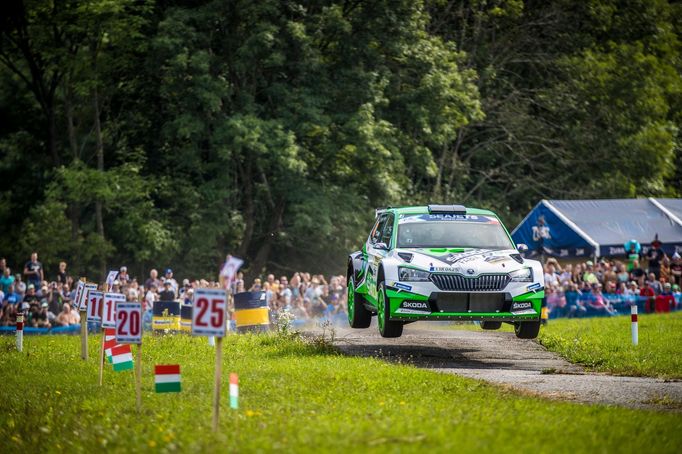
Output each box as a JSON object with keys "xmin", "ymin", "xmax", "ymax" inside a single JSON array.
[{"xmin": 384, "ymin": 281, "xmax": 543, "ymax": 322}]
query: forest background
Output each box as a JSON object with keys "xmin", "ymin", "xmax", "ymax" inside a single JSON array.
[{"xmin": 0, "ymin": 0, "xmax": 679, "ymax": 280}]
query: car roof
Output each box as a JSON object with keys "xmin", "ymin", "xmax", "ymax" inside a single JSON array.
[{"xmin": 382, "ymin": 206, "xmax": 498, "ymax": 217}]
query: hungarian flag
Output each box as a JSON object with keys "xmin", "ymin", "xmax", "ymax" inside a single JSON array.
[
  {"xmin": 111, "ymin": 345, "xmax": 134, "ymax": 371},
  {"xmin": 229, "ymin": 373, "xmax": 239, "ymax": 409},
  {"xmin": 103, "ymin": 328, "xmax": 134, "ymax": 371},
  {"xmin": 103, "ymin": 328, "xmax": 117, "ymax": 363},
  {"xmin": 155, "ymin": 365, "xmax": 181, "ymax": 393}
]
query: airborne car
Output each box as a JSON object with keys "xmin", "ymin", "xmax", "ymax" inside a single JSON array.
[{"xmin": 347, "ymin": 205, "xmax": 544, "ymax": 338}]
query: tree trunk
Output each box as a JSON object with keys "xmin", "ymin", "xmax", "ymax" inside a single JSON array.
[
  {"xmin": 47, "ymin": 101, "xmax": 60, "ymax": 166},
  {"xmin": 92, "ymin": 86, "xmax": 106, "ymax": 280},
  {"xmin": 237, "ymin": 159, "xmax": 254, "ymax": 257},
  {"xmin": 65, "ymin": 80, "xmax": 81, "ymax": 251},
  {"xmin": 65, "ymin": 81, "xmax": 79, "ymax": 159},
  {"xmin": 245, "ymin": 200, "xmax": 285, "ymax": 283},
  {"xmin": 432, "ymin": 143, "xmax": 448, "ymax": 198}
]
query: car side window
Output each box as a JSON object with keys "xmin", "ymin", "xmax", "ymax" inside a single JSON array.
[
  {"xmin": 370, "ymin": 215, "xmax": 387, "ymax": 245},
  {"xmin": 380, "ymin": 214, "xmax": 394, "ymax": 247}
]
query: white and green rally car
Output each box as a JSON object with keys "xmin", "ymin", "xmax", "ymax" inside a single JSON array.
[{"xmin": 347, "ymin": 205, "xmax": 544, "ymax": 338}]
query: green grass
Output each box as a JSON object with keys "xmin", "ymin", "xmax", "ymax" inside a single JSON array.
[
  {"xmin": 537, "ymin": 312, "xmax": 682, "ymax": 379},
  {"xmin": 1, "ymin": 332, "xmax": 681, "ymax": 453}
]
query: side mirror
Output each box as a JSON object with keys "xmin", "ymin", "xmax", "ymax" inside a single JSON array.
[
  {"xmin": 517, "ymin": 243, "xmax": 528, "ymax": 253},
  {"xmin": 375, "ymin": 242, "xmax": 389, "ymax": 251}
]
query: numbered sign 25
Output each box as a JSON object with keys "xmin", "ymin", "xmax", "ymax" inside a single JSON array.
[
  {"xmin": 115, "ymin": 302, "xmax": 142, "ymax": 344},
  {"xmin": 192, "ymin": 288, "xmax": 227, "ymax": 337},
  {"xmin": 102, "ymin": 293, "xmax": 125, "ymax": 329},
  {"xmin": 79, "ymin": 283, "xmax": 97, "ymax": 311},
  {"xmin": 86, "ymin": 290, "xmax": 104, "ymax": 323}
]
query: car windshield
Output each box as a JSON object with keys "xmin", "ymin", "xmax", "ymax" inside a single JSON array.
[{"xmin": 396, "ymin": 215, "xmax": 514, "ymax": 249}]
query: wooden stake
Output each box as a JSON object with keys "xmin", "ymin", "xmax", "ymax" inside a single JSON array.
[
  {"xmin": 135, "ymin": 343, "xmax": 142, "ymax": 412},
  {"xmin": 212, "ymin": 336, "xmax": 223, "ymax": 432},
  {"xmin": 98, "ymin": 331, "xmax": 105, "ymax": 385},
  {"xmin": 80, "ymin": 311, "xmax": 88, "ymax": 360}
]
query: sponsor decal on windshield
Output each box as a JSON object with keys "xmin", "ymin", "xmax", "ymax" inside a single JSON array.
[{"xmin": 398, "ymin": 214, "xmax": 498, "ymax": 224}]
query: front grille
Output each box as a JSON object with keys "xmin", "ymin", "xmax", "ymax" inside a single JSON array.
[{"xmin": 430, "ymin": 273, "xmax": 510, "ymax": 291}]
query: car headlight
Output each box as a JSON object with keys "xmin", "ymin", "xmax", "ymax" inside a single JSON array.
[
  {"xmin": 509, "ymin": 268, "xmax": 533, "ymax": 282},
  {"xmin": 398, "ymin": 267, "xmax": 431, "ymax": 282}
]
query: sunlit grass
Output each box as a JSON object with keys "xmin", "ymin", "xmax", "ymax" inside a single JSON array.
[{"xmin": 0, "ymin": 331, "xmax": 680, "ymax": 453}]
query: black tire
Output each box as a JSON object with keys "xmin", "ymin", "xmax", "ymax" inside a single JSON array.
[
  {"xmin": 514, "ymin": 320, "xmax": 541, "ymax": 339},
  {"xmin": 480, "ymin": 321, "xmax": 502, "ymax": 330},
  {"xmin": 347, "ymin": 275, "xmax": 371, "ymax": 328},
  {"xmin": 378, "ymin": 282, "xmax": 403, "ymax": 338}
]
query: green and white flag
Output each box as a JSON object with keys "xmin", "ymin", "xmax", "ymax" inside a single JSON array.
[
  {"xmin": 111, "ymin": 344, "xmax": 134, "ymax": 372},
  {"xmin": 155, "ymin": 365, "xmax": 181, "ymax": 393}
]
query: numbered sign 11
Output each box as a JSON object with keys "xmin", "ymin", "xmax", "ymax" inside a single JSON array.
[
  {"xmin": 86, "ymin": 291, "xmax": 104, "ymax": 323},
  {"xmin": 79, "ymin": 283, "xmax": 98, "ymax": 311},
  {"xmin": 102, "ymin": 293, "xmax": 125, "ymax": 329},
  {"xmin": 192, "ymin": 288, "xmax": 227, "ymax": 337},
  {"xmin": 73, "ymin": 281, "xmax": 85, "ymax": 310},
  {"xmin": 116, "ymin": 302, "xmax": 142, "ymax": 344}
]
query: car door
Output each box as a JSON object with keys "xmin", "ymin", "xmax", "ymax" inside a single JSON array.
[{"xmin": 366, "ymin": 213, "xmax": 393, "ymax": 303}]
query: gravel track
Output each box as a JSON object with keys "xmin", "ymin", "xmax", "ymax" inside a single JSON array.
[{"xmin": 323, "ymin": 322, "xmax": 682, "ymax": 411}]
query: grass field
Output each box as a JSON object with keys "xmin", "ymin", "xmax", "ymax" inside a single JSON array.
[
  {"xmin": 1, "ymin": 332, "xmax": 681, "ymax": 453},
  {"xmin": 537, "ymin": 312, "xmax": 682, "ymax": 379},
  {"xmin": 447, "ymin": 313, "xmax": 682, "ymax": 379}
]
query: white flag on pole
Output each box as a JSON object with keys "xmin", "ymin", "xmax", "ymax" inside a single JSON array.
[{"xmin": 220, "ymin": 255, "xmax": 244, "ymax": 287}]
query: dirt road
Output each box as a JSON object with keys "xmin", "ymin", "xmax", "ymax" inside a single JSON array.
[{"xmin": 326, "ymin": 322, "xmax": 682, "ymax": 411}]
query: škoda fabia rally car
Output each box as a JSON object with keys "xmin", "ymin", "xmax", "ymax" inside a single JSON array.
[{"xmin": 347, "ymin": 205, "xmax": 545, "ymax": 338}]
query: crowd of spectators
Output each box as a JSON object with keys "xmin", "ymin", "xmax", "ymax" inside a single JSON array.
[
  {"xmin": 0, "ymin": 253, "xmax": 82, "ymax": 329},
  {"xmin": 0, "ymin": 252, "xmax": 347, "ymax": 330},
  {"xmin": 4, "ymin": 244, "xmax": 681, "ymax": 330},
  {"xmin": 542, "ymin": 247, "xmax": 682, "ymax": 318},
  {"xmin": 236, "ymin": 272, "xmax": 347, "ymax": 323}
]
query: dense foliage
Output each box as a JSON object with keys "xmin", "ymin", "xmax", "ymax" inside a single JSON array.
[{"xmin": 1, "ymin": 0, "xmax": 680, "ymax": 280}]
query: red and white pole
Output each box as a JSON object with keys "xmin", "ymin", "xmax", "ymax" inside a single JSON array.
[
  {"xmin": 630, "ymin": 304, "xmax": 638, "ymax": 346},
  {"xmin": 16, "ymin": 314, "xmax": 24, "ymax": 352}
]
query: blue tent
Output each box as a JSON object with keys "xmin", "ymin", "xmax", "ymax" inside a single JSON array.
[{"xmin": 511, "ymin": 198, "xmax": 682, "ymax": 259}]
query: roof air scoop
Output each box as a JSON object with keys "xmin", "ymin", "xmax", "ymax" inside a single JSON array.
[{"xmin": 428, "ymin": 204, "xmax": 466, "ymax": 215}]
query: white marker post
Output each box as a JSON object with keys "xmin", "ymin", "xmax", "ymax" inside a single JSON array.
[
  {"xmin": 631, "ymin": 304, "xmax": 638, "ymax": 346},
  {"xmin": 192, "ymin": 288, "xmax": 228, "ymax": 432},
  {"xmin": 74, "ymin": 281, "xmax": 86, "ymax": 358},
  {"xmin": 78, "ymin": 282, "xmax": 97, "ymax": 360},
  {"xmin": 16, "ymin": 314, "xmax": 24, "ymax": 352},
  {"xmin": 116, "ymin": 302, "xmax": 143, "ymax": 412}
]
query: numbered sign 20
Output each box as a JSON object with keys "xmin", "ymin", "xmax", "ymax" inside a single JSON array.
[
  {"xmin": 192, "ymin": 288, "xmax": 227, "ymax": 337},
  {"xmin": 116, "ymin": 302, "xmax": 142, "ymax": 344},
  {"xmin": 102, "ymin": 293, "xmax": 125, "ymax": 329},
  {"xmin": 86, "ymin": 290, "xmax": 104, "ymax": 323},
  {"xmin": 78, "ymin": 283, "xmax": 97, "ymax": 311}
]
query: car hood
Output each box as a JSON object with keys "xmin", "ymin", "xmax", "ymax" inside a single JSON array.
[{"xmin": 392, "ymin": 247, "xmax": 527, "ymax": 276}]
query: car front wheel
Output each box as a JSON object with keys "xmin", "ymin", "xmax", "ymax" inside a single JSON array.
[
  {"xmin": 347, "ymin": 275, "xmax": 371, "ymax": 328},
  {"xmin": 377, "ymin": 282, "xmax": 403, "ymax": 338},
  {"xmin": 514, "ymin": 320, "xmax": 541, "ymax": 339}
]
